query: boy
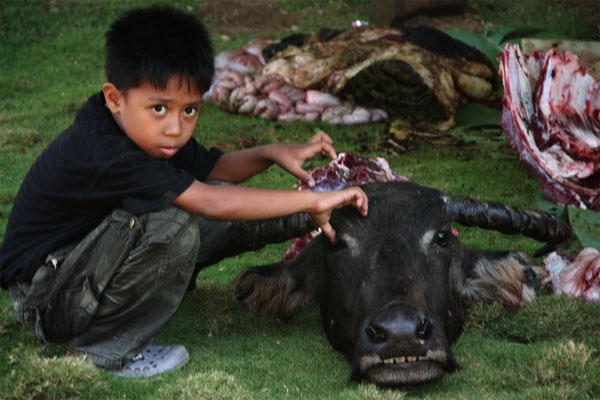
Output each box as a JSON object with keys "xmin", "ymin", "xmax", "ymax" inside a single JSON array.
[{"xmin": 0, "ymin": 5, "xmax": 367, "ymax": 377}]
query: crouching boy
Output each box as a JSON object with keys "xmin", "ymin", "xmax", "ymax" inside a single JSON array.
[{"xmin": 0, "ymin": 5, "xmax": 368, "ymax": 377}]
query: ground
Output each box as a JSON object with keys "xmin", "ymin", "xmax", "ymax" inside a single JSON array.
[
  {"xmin": 197, "ymin": 0, "xmax": 485, "ymax": 39},
  {"xmin": 196, "ymin": 0, "xmax": 599, "ymax": 40},
  {"xmin": 198, "ymin": 0, "xmax": 298, "ymax": 38}
]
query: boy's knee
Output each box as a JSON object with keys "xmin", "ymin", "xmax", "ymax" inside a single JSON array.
[
  {"xmin": 140, "ymin": 206, "xmax": 199, "ymax": 247},
  {"xmin": 136, "ymin": 206, "xmax": 200, "ymax": 273}
]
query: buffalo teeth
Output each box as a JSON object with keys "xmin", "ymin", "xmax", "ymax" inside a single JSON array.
[{"xmin": 382, "ymin": 356, "xmax": 425, "ymax": 364}]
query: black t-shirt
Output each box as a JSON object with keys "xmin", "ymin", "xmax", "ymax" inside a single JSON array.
[{"xmin": 0, "ymin": 92, "xmax": 223, "ymax": 288}]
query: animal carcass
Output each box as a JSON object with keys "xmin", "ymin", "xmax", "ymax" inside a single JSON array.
[
  {"xmin": 498, "ymin": 44, "xmax": 600, "ymax": 210},
  {"xmin": 205, "ymin": 26, "xmax": 497, "ymax": 128},
  {"xmin": 235, "ymin": 181, "xmax": 572, "ymax": 386}
]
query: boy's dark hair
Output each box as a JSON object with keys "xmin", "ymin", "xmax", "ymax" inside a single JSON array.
[{"xmin": 105, "ymin": 5, "xmax": 214, "ymax": 93}]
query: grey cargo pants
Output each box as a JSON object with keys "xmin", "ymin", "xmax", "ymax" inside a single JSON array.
[{"xmin": 9, "ymin": 205, "xmax": 230, "ymax": 370}]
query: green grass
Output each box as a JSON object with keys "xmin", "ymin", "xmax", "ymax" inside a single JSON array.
[{"xmin": 1, "ymin": 0, "xmax": 598, "ymax": 399}]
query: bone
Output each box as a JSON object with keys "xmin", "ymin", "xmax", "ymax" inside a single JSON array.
[
  {"xmin": 279, "ymin": 84, "xmax": 306, "ymax": 103},
  {"xmin": 261, "ymin": 76, "xmax": 286, "ymax": 93},
  {"xmin": 214, "ymin": 49, "xmax": 246, "ymax": 70},
  {"xmin": 251, "ymin": 74, "xmax": 278, "ymax": 91},
  {"xmin": 218, "ymin": 70, "xmax": 245, "ymax": 88},
  {"xmin": 238, "ymin": 95, "xmax": 258, "ymax": 114},
  {"xmin": 269, "ymin": 90, "xmax": 293, "ymax": 114},
  {"xmin": 278, "ymin": 111, "xmax": 302, "ymax": 121},
  {"xmin": 209, "ymin": 85, "xmax": 233, "ymax": 108},
  {"xmin": 302, "ymin": 111, "xmax": 321, "ymax": 121},
  {"xmin": 207, "ymin": 42, "xmax": 388, "ymax": 124},
  {"xmin": 295, "ymin": 100, "xmax": 324, "ymax": 115},
  {"xmin": 254, "ymin": 98, "xmax": 279, "ymax": 120},
  {"xmin": 341, "ymin": 107, "xmax": 372, "ymax": 125},
  {"xmin": 321, "ymin": 105, "xmax": 351, "ymax": 123},
  {"xmin": 242, "ymin": 37, "xmax": 277, "ymax": 65},
  {"xmin": 222, "ymin": 52, "xmax": 264, "ymax": 75},
  {"xmin": 370, "ymin": 109, "xmax": 388, "ymax": 122},
  {"xmin": 229, "ymin": 87, "xmax": 243, "ymax": 110},
  {"xmin": 305, "ymin": 90, "xmax": 341, "ymax": 107}
]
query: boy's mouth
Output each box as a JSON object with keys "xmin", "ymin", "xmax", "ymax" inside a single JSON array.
[{"xmin": 159, "ymin": 147, "xmax": 178, "ymax": 157}]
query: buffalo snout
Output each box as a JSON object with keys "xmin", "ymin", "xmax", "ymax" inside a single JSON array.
[{"xmin": 350, "ymin": 301, "xmax": 459, "ymax": 386}]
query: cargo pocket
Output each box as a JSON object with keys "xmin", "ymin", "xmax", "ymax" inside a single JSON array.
[
  {"xmin": 127, "ymin": 206, "xmax": 199, "ymax": 281},
  {"xmin": 43, "ymin": 276, "xmax": 99, "ymax": 343}
]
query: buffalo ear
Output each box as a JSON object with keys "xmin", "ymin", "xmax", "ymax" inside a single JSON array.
[
  {"xmin": 454, "ymin": 252, "xmax": 536, "ymax": 309},
  {"xmin": 235, "ymin": 262, "xmax": 314, "ymax": 321}
]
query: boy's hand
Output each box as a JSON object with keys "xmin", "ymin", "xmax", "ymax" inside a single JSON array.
[
  {"xmin": 273, "ymin": 130, "xmax": 338, "ymax": 188},
  {"xmin": 310, "ymin": 186, "xmax": 368, "ymax": 243},
  {"xmin": 306, "ymin": 130, "xmax": 334, "ymax": 147}
]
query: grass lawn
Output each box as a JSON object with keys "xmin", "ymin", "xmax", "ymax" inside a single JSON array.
[{"xmin": 0, "ymin": 0, "xmax": 598, "ymax": 399}]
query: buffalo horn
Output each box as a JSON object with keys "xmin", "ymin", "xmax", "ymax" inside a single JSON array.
[{"xmin": 443, "ymin": 196, "xmax": 573, "ymax": 256}]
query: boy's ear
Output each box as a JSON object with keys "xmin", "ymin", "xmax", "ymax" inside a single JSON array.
[{"xmin": 102, "ymin": 83, "xmax": 123, "ymax": 113}]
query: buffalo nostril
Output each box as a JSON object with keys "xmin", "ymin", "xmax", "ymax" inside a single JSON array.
[
  {"xmin": 366, "ymin": 324, "xmax": 387, "ymax": 344},
  {"xmin": 416, "ymin": 316, "xmax": 431, "ymax": 340}
]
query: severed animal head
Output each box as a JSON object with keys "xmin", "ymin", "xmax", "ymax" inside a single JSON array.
[{"xmin": 235, "ymin": 181, "xmax": 572, "ymax": 387}]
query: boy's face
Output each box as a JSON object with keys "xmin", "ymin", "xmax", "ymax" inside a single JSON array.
[{"xmin": 103, "ymin": 77, "xmax": 202, "ymax": 159}]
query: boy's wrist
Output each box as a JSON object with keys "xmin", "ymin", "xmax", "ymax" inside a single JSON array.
[{"xmin": 260, "ymin": 143, "xmax": 282, "ymax": 163}]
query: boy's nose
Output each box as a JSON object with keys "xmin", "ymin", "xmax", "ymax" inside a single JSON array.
[{"xmin": 165, "ymin": 116, "xmax": 182, "ymax": 136}]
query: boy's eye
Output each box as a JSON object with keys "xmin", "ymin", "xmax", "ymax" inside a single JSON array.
[
  {"xmin": 152, "ymin": 105, "xmax": 166, "ymax": 115},
  {"xmin": 183, "ymin": 107, "xmax": 198, "ymax": 117}
]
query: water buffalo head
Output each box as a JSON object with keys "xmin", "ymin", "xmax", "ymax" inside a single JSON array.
[{"xmin": 235, "ymin": 181, "xmax": 572, "ymax": 386}]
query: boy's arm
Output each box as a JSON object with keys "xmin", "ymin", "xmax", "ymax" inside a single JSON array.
[
  {"xmin": 204, "ymin": 147, "xmax": 276, "ymax": 183},
  {"xmin": 206, "ymin": 131, "xmax": 336, "ymax": 186},
  {"xmin": 172, "ymin": 180, "xmax": 368, "ymax": 242}
]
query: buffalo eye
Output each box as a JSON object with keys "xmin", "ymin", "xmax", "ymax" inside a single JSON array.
[{"xmin": 435, "ymin": 231, "xmax": 449, "ymax": 247}]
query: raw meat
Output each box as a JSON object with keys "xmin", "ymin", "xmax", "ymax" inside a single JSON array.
[
  {"xmin": 205, "ymin": 26, "xmax": 496, "ymax": 128},
  {"xmin": 542, "ymin": 247, "xmax": 600, "ymax": 303},
  {"xmin": 284, "ymin": 152, "xmax": 407, "ymax": 259},
  {"xmin": 498, "ymin": 44, "xmax": 600, "ymax": 210}
]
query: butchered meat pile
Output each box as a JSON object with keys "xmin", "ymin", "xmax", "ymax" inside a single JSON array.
[
  {"xmin": 204, "ymin": 26, "xmax": 497, "ymax": 128},
  {"xmin": 498, "ymin": 44, "xmax": 600, "ymax": 211}
]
